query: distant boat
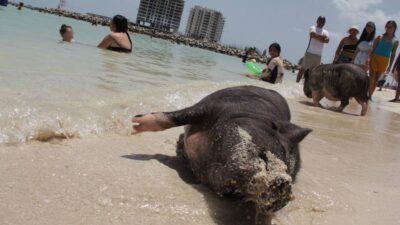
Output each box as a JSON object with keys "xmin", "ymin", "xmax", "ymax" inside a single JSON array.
[{"xmin": 0, "ymin": 0, "xmax": 8, "ymax": 6}]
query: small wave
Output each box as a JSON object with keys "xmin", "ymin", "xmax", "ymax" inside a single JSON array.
[{"xmin": 0, "ymin": 81, "xmax": 305, "ymax": 144}]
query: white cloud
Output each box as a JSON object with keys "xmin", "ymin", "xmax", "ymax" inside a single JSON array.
[{"xmin": 331, "ymin": 0, "xmax": 400, "ymax": 27}]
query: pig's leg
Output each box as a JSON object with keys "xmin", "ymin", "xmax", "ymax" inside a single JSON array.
[
  {"xmin": 330, "ymin": 99, "xmax": 349, "ymax": 112},
  {"xmin": 360, "ymin": 102, "xmax": 368, "ymax": 116},
  {"xmin": 355, "ymin": 97, "xmax": 368, "ymax": 116},
  {"xmin": 132, "ymin": 103, "xmax": 207, "ymax": 134},
  {"xmin": 311, "ymin": 90, "xmax": 324, "ymax": 108},
  {"xmin": 176, "ymin": 133, "xmax": 185, "ymax": 158}
]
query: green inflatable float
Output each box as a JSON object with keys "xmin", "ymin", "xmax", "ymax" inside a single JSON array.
[{"xmin": 245, "ymin": 61, "xmax": 263, "ymax": 76}]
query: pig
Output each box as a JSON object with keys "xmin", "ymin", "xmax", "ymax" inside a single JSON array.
[
  {"xmin": 132, "ymin": 86, "xmax": 311, "ymax": 224},
  {"xmin": 303, "ymin": 64, "xmax": 369, "ymax": 116}
]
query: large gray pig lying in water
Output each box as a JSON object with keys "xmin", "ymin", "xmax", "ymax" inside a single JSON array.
[
  {"xmin": 303, "ymin": 64, "xmax": 369, "ymax": 116},
  {"xmin": 132, "ymin": 86, "xmax": 311, "ymax": 222}
]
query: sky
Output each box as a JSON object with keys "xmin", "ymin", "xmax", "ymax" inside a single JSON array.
[{"xmin": 18, "ymin": 0, "xmax": 400, "ymax": 63}]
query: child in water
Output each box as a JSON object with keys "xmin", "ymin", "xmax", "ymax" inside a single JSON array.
[
  {"xmin": 17, "ymin": 2, "xmax": 23, "ymax": 10},
  {"xmin": 59, "ymin": 24, "xmax": 74, "ymax": 42},
  {"xmin": 246, "ymin": 43, "xmax": 284, "ymax": 84}
]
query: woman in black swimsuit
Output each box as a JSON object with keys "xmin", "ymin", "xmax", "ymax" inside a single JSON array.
[
  {"xmin": 98, "ymin": 15, "xmax": 132, "ymax": 53},
  {"xmin": 333, "ymin": 26, "xmax": 359, "ymax": 63}
]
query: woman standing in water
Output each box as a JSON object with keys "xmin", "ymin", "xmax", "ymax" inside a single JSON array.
[
  {"xmin": 353, "ymin": 22, "xmax": 376, "ymax": 71},
  {"xmin": 333, "ymin": 26, "xmax": 359, "ymax": 63},
  {"xmin": 98, "ymin": 15, "xmax": 132, "ymax": 53},
  {"xmin": 369, "ymin": 21, "xmax": 398, "ymax": 98},
  {"xmin": 59, "ymin": 24, "xmax": 74, "ymax": 43}
]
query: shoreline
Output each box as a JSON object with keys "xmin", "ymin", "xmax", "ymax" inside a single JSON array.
[
  {"xmin": 8, "ymin": 2, "xmax": 297, "ymax": 70},
  {"xmin": 1, "ymin": 95, "xmax": 399, "ymax": 225}
]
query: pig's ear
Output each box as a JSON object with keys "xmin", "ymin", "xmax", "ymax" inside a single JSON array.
[{"xmin": 273, "ymin": 121, "xmax": 312, "ymax": 144}]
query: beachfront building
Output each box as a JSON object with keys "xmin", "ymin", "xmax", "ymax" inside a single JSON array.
[
  {"xmin": 136, "ymin": 0, "xmax": 184, "ymax": 33},
  {"xmin": 185, "ymin": 6, "xmax": 225, "ymax": 42}
]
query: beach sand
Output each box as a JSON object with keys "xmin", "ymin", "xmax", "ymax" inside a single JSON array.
[{"xmin": 1, "ymin": 90, "xmax": 400, "ymax": 225}]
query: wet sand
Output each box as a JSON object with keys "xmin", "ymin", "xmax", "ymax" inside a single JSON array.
[{"xmin": 1, "ymin": 90, "xmax": 400, "ymax": 225}]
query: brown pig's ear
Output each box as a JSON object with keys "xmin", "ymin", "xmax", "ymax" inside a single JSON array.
[{"xmin": 272, "ymin": 121, "xmax": 312, "ymax": 144}]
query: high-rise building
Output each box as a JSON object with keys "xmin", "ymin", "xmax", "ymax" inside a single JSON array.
[
  {"xmin": 136, "ymin": 0, "xmax": 184, "ymax": 33},
  {"xmin": 185, "ymin": 6, "xmax": 225, "ymax": 42}
]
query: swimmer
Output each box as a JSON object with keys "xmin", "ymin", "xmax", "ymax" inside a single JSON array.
[
  {"xmin": 98, "ymin": 15, "xmax": 132, "ymax": 53},
  {"xmin": 246, "ymin": 43, "xmax": 284, "ymax": 84},
  {"xmin": 59, "ymin": 24, "xmax": 74, "ymax": 43},
  {"xmin": 17, "ymin": 2, "xmax": 23, "ymax": 10}
]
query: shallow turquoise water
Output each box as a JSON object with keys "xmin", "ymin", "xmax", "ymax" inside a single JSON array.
[{"xmin": 0, "ymin": 6, "xmax": 299, "ymax": 143}]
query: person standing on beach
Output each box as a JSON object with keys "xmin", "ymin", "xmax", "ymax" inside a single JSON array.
[
  {"xmin": 389, "ymin": 52, "xmax": 400, "ymax": 102},
  {"xmin": 333, "ymin": 26, "xmax": 359, "ymax": 64},
  {"xmin": 353, "ymin": 22, "xmax": 376, "ymax": 71},
  {"xmin": 296, "ymin": 16, "xmax": 330, "ymax": 83},
  {"xmin": 98, "ymin": 15, "xmax": 132, "ymax": 53},
  {"xmin": 59, "ymin": 24, "xmax": 74, "ymax": 43},
  {"xmin": 368, "ymin": 21, "xmax": 398, "ymax": 98}
]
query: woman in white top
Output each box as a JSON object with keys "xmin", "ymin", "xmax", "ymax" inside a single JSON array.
[{"xmin": 353, "ymin": 22, "xmax": 376, "ymax": 71}]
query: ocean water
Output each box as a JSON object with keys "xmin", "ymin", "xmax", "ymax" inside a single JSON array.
[{"xmin": 0, "ymin": 6, "xmax": 298, "ymax": 144}]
